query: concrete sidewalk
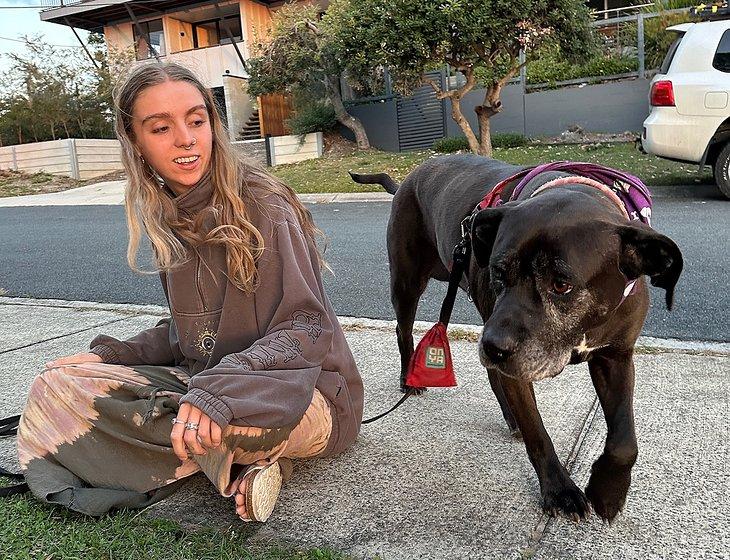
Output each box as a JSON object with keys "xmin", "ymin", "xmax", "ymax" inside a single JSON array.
[
  {"xmin": 0, "ymin": 297, "xmax": 727, "ymax": 559},
  {"xmin": 0, "ymin": 180, "xmax": 393, "ymax": 207}
]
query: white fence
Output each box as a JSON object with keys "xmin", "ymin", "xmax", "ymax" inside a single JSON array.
[
  {"xmin": 0, "ymin": 132, "xmax": 322, "ymax": 179},
  {"xmin": 0, "ymin": 138, "xmax": 123, "ymax": 180}
]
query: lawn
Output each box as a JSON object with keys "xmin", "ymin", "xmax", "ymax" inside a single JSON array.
[
  {"xmin": 0, "ymin": 142, "xmax": 713, "ymax": 199},
  {"xmin": 0, "ymin": 479, "xmax": 349, "ymax": 559},
  {"xmin": 271, "ymin": 142, "xmax": 713, "ymax": 194},
  {"xmin": 0, "ymin": 169, "xmax": 126, "ymax": 198}
]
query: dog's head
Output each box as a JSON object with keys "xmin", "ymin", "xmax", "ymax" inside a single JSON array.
[{"xmin": 470, "ymin": 191, "xmax": 682, "ymax": 382}]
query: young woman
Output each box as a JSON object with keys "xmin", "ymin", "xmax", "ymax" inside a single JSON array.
[{"xmin": 16, "ymin": 62, "xmax": 363, "ymax": 523}]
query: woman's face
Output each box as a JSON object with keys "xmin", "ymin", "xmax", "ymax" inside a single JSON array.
[{"xmin": 131, "ymin": 80, "xmax": 213, "ymax": 196}]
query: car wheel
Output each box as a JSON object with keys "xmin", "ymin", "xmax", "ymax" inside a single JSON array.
[{"xmin": 713, "ymin": 142, "xmax": 730, "ymax": 199}]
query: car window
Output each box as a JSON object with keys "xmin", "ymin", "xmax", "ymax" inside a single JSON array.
[
  {"xmin": 660, "ymin": 33, "xmax": 684, "ymax": 74},
  {"xmin": 713, "ymin": 29, "xmax": 730, "ymax": 73}
]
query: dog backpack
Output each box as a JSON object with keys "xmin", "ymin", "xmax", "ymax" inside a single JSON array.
[{"xmin": 405, "ymin": 321, "xmax": 456, "ymax": 387}]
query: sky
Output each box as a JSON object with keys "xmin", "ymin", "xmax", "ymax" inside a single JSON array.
[{"xmin": 0, "ymin": 0, "xmax": 90, "ymax": 73}]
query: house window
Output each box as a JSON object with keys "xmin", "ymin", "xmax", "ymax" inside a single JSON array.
[
  {"xmin": 219, "ymin": 16, "xmax": 243, "ymax": 45},
  {"xmin": 192, "ymin": 16, "xmax": 242, "ymax": 49},
  {"xmin": 133, "ymin": 18, "xmax": 165, "ymax": 60},
  {"xmin": 713, "ymin": 30, "xmax": 730, "ymax": 73}
]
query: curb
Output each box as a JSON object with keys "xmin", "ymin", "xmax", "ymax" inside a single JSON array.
[
  {"xmin": 0, "ymin": 183, "xmax": 393, "ymax": 208},
  {"xmin": 2, "ymin": 296, "xmax": 728, "ymax": 355}
]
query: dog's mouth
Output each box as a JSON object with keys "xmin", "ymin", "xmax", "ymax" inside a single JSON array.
[{"xmin": 478, "ymin": 344, "xmax": 569, "ymax": 382}]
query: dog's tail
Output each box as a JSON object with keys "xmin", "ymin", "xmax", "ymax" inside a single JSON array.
[{"xmin": 348, "ymin": 171, "xmax": 400, "ymax": 195}]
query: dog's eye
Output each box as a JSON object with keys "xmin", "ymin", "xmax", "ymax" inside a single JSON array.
[{"xmin": 551, "ymin": 280, "xmax": 573, "ymax": 295}]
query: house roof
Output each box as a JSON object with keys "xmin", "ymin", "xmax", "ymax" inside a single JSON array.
[{"xmin": 39, "ymin": 0, "xmax": 284, "ymax": 32}]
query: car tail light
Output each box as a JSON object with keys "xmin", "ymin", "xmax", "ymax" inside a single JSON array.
[{"xmin": 650, "ymin": 80, "xmax": 675, "ymax": 107}]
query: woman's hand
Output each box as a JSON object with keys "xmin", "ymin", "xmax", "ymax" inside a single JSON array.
[
  {"xmin": 45, "ymin": 353, "xmax": 103, "ymax": 369},
  {"xmin": 171, "ymin": 402, "xmax": 222, "ymax": 461}
]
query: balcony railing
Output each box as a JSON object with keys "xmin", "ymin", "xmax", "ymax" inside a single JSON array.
[{"xmin": 39, "ymin": 0, "xmax": 87, "ymax": 10}]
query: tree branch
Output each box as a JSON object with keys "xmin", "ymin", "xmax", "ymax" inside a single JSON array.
[{"xmin": 424, "ymin": 77, "xmax": 453, "ymax": 99}]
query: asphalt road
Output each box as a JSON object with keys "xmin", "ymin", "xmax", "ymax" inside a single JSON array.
[{"xmin": 0, "ymin": 185, "xmax": 727, "ymax": 341}]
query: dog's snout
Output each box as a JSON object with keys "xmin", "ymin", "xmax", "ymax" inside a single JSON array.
[{"xmin": 481, "ymin": 333, "xmax": 516, "ymax": 364}]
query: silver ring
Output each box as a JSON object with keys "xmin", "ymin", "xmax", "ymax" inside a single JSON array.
[
  {"xmin": 185, "ymin": 422, "xmax": 199, "ymax": 431},
  {"xmin": 183, "ymin": 138, "xmax": 197, "ymax": 150},
  {"xmin": 171, "ymin": 417, "xmax": 185, "ymax": 425}
]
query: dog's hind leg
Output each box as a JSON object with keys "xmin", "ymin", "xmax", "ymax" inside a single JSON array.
[
  {"xmin": 391, "ymin": 265, "xmax": 432, "ymax": 393},
  {"xmin": 388, "ymin": 233, "xmax": 441, "ymax": 392},
  {"xmin": 487, "ymin": 369, "xmax": 520, "ymax": 437}
]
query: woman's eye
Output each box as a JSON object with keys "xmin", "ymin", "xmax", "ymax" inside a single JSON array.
[
  {"xmin": 152, "ymin": 126, "xmax": 168, "ymax": 134},
  {"xmin": 192, "ymin": 119, "xmax": 205, "ymax": 127},
  {"xmin": 551, "ymin": 280, "xmax": 573, "ymax": 295}
]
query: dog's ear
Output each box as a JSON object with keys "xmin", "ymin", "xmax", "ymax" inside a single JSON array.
[
  {"xmin": 471, "ymin": 208, "xmax": 506, "ymax": 268},
  {"xmin": 616, "ymin": 224, "xmax": 683, "ymax": 310}
]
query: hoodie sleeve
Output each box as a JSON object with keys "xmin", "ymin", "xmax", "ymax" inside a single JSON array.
[
  {"xmin": 179, "ymin": 218, "xmax": 333, "ymax": 431},
  {"xmin": 89, "ymin": 273, "xmax": 184, "ymax": 366}
]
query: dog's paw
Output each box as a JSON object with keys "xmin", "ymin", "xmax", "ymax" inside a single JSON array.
[
  {"xmin": 542, "ymin": 481, "xmax": 591, "ymax": 522},
  {"xmin": 585, "ymin": 455, "xmax": 632, "ymax": 522}
]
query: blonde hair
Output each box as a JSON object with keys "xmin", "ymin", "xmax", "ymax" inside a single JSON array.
[{"xmin": 114, "ymin": 62, "xmax": 322, "ymax": 293}]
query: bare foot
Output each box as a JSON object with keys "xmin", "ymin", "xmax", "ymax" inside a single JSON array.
[{"xmin": 234, "ymin": 477, "xmax": 251, "ymax": 521}]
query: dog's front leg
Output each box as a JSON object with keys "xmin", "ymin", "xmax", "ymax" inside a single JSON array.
[
  {"xmin": 585, "ymin": 350, "xmax": 638, "ymax": 521},
  {"xmin": 499, "ymin": 374, "xmax": 590, "ymax": 520}
]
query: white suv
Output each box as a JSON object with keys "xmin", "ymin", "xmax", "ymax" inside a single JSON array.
[{"xmin": 642, "ymin": 17, "xmax": 730, "ymax": 198}]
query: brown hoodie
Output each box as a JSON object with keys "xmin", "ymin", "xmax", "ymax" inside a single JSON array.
[{"xmin": 89, "ymin": 173, "xmax": 363, "ymax": 457}]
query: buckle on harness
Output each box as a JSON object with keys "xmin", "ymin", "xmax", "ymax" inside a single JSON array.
[{"xmin": 460, "ymin": 214, "xmax": 474, "ymax": 240}]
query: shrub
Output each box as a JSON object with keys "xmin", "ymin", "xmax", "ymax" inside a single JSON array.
[
  {"xmin": 492, "ymin": 132, "xmax": 529, "ymax": 149},
  {"xmin": 433, "ymin": 136, "xmax": 470, "ymax": 153},
  {"xmin": 286, "ymin": 102, "xmax": 338, "ymax": 135},
  {"xmin": 527, "ymin": 51, "xmax": 637, "ymax": 85},
  {"xmin": 433, "ymin": 133, "xmax": 528, "ymax": 153}
]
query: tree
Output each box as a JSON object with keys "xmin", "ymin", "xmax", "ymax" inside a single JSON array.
[
  {"xmin": 0, "ymin": 33, "xmax": 130, "ymax": 146},
  {"xmin": 246, "ymin": 3, "xmax": 371, "ymax": 149},
  {"xmin": 329, "ymin": 0, "xmax": 595, "ymax": 156}
]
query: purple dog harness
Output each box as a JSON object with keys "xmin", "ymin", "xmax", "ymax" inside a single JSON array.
[
  {"xmin": 478, "ymin": 161, "xmax": 653, "ymax": 224},
  {"xmin": 468, "ymin": 161, "xmax": 654, "ymax": 301}
]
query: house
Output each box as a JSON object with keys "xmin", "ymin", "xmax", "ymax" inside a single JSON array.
[{"xmin": 40, "ymin": 0, "xmax": 324, "ymax": 141}]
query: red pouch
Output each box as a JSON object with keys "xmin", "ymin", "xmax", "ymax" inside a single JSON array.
[{"xmin": 405, "ymin": 322, "xmax": 457, "ymax": 388}]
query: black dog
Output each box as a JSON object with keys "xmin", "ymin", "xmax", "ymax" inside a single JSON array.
[{"xmin": 350, "ymin": 154, "xmax": 682, "ymax": 521}]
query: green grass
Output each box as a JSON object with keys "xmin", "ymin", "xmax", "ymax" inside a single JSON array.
[
  {"xmin": 0, "ymin": 481, "xmax": 350, "ymax": 560},
  {"xmin": 272, "ymin": 142, "xmax": 713, "ymax": 194}
]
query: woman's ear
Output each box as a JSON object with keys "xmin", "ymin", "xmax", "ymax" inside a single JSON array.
[{"xmin": 616, "ymin": 224, "xmax": 683, "ymax": 310}]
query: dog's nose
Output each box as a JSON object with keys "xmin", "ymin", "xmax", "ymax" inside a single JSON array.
[{"xmin": 482, "ymin": 334, "xmax": 516, "ymax": 363}]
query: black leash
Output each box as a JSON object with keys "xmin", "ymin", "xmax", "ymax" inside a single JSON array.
[
  {"xmin": 361, "ymin": 389, "xmax": 415, "ymax": 424},
  {"xmin": 0, "ymin": 414, "xmax": 29, "ymax": 497},
  {"xmin": 361, "ymin": 223, "xmax": 473, "ymax": 425}
]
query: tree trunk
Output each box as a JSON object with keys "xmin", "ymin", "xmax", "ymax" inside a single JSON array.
[
  {"xmin": 324, "ymin": 75, "xmax": 370, "ymax": 150},
  {"xmin": 475, "ymin": 85, "xmax": 504, "ymax": 158},
  {"xmin": 427, "ymin": 66, "xmax": 486, "ymax": 155},
  {"xmin": 451, "ymin": 95, "xmax": 481, "ymax": 154}
]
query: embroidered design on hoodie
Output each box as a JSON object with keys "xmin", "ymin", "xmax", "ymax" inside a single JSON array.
[
  {"xmin": 195, "ymin": 326, "xmax": 217, "ymax": 357},
  {"xmin": 246, "ymin": 331, "xmax": 302, "ymax": 367},
  {"xmin": 292, "ymin": 310, "xmax": 323, "ymax": 343},
  {"xmin": 219, "ymin": 354, "xmax": 253, "ymax": 370}
]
